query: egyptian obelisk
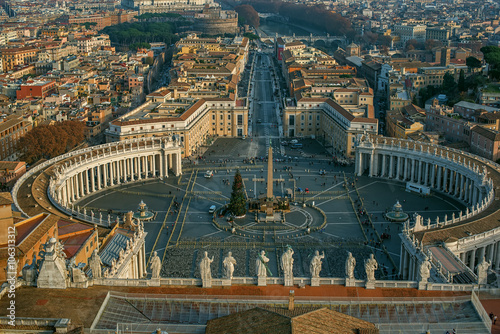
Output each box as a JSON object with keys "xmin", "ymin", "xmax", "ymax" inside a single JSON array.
[{"xmin": 267, "ymin": 144, "xmax": 273, "ymax": 201}]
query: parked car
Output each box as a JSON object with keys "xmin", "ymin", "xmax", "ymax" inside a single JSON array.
[{"xmin": 209, "ymin": 205, "xmax": 216, "ymax": 214}]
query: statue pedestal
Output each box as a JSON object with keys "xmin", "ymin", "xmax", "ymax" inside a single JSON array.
[
  {"xmin": 221, "ymin": 278, "xmax": 232, "ymax": 286},
  {"xmin": 311, "ymin": 277, "xmax": 320, "ymax": 287},
  {"xmin": 150, "ymin": 278, "xmax": 161, "ymax": 287},
  {"xmin": 365, "ymin": 280, "xmax": 376, "ymax": 290},
  {"xmin": 202, "ymin": 279, "xmax": 212, "ymax": 288},
  {"xmin": 257, "ymin": 276, "xmax": 267, "ymax": 286},
  {"xmin": 345, "ymin": 278, "xmax": 356, "ymax": 287},
  {"xmin": 284, "ymin": 276, "xmax": 293, "ymax": 287},
  {"xmin": 418, "ymin": 281, "xmax": 429, "ymax": 290}
]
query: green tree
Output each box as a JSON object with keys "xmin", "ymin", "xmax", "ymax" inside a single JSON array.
[
  {"xmin": 458, "ymin": 69, "xmax": 466, "ymax": 92},
  {"xmin": 442, "ymin": 72, "xmax": 456, "ymax": 93},
  {"xmin": 229, "ymin": 170, "xmax": 247, "ymax": 217},
  {"xmin": 466, "ymin": 56, "xmax": 482, "ymax": 72}
]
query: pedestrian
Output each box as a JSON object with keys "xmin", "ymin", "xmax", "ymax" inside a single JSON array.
[{"xmin": 494, "ymin": 315, "xmax": 497, "ymax": 324}]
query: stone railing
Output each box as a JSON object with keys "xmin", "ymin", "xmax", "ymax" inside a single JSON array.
[{"xmin": 86, "ymin": 275, "xmax": 480, "ymax": 291}]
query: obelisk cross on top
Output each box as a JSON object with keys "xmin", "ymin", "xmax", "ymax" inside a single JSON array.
[{"xmin": 267, "ymin": 142, "xmax": 273, "ymax": 201}]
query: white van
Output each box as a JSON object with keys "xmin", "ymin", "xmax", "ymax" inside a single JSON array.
[
  {"xmin": 209, "ymin": 205, "xmax": 216, "ymax": 214},
  {"xmin": 290, "ymin": 139, "xmax": 298, "ymax": 144}
]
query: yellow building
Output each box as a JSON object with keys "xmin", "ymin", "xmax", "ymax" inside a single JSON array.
[
  {"xmin": 105, "ymin": 97, "xmax": 248, "ymax": 157},
  {"xmin": 283, "ymin": 98, "xmax": 378, "ymax": 157}
]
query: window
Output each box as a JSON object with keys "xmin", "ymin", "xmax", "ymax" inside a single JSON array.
[
  {"xmin": 289, "ymin": 115, "xmax": 295, "ymax": 126},
  {"xmin": 237, "ymin": 115, "xmax": 243, "ymax": 126}
]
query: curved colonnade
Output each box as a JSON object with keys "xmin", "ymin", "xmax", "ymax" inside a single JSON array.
[
  {"xmin": 13, "ymin": 137, "xmax": 183, "ymax": 225},
  {"xmin": 356, "ymin": 135, "xmax": 499, "ymax": 283}
]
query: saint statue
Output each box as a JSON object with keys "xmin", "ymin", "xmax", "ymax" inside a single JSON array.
[
  {"xmin": 89, "ymin": 249, "xmax": 103, "ymax": 279},
  {"xmin": 345, "ymin": 252, "xmax": 356, "ymax": 280},
  {"xmin": 418, "ymin": 257, "xmax": 432, "ymax": 284},
  {"xmin": 309, "ymin": 250, "xmax": 325, "ymax": 278},
  {"xmin": 223, "ymin": 251, "xmax": 237, "ymax": 280},
  {"xmin": 477, "ymin": 256, "xmax": 491, "ymax": 285},
  {"xmin": 256, "ymin": 250, "xmax": 269, "ymax": 277},
  {"xmin": 150, "ymin": 251, "xmax": 161, "ymax": 279},
  {"xmin": 364, "ymin": 254, "xmax": 378, "ymax": 282},
  {"xmin": 281, "ymin": 246, "xmax": 294, "ymax": 279},
  {"xmin": 199, "ymin": 251, "xmax": 214, "ymax": 282}
]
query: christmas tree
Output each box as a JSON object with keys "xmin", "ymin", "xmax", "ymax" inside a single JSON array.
[{"xmin": 229, "ymin": 169, "xmax": 247, "ymax": 216}]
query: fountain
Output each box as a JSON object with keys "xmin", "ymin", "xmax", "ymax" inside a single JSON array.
[
  {"xmin": 133, "ymin": 200, "xmax": 155, "ymax": 221},
  {"xmin": 384, "ymin": 200, "xmax": 409, "ymax": 222}
]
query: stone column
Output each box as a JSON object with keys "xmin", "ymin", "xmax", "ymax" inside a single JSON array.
[
  {"xmin": 422, "ymin": 162, "xmax": 427, "ymax": 185},
  {"xmin": 478, "ymin": 246, "xmax": 485, "ymax": 265},
  {"xmin": 152, "ymin": 154, "xmax": 156, "ymax": 178},
  {"xmin": 437, "ymin": 167, "xmax": 442, "ymax": 191},
  {"xmin": 65, "ymin": 180, "xmax": 71, "ymax": 204},
  {"xmin": 448, "ymin": 170, "xmax": 454, "ymax": 194},
  {"xmin": 472, "ymin": 186, "xmax": 478, "ymax": 205},
  {"xmin": 470, "ymin": 248, "xmax": 477, "ymax": 272},
  {"xmin": 488, "ymin": 243, "xmax": 495, "ymax": 262},
  {"xmin": 411, "ymin": 159, "xmax": 416, "ymax": 182},
  {"xmin": 381, "ymin": 154, "xmax": 387, "ymax": 177},
  {"xmin": 357, "ymin": 151, "xmax": 364, "ymax": 176},
  {"xmin": 389, "ymin": 155, "xmax": 394, "ymax": 178},
  {"xmin": 495, "ymin": 241, "xmax": 500, "ymax": 270},
  {"xmin": 460, "ymin": 252, "xmax": 465, "ymax": 263},
  {"xmin": 430, "ymin": 164, "xmax": 436, "ymax": 188},
  {"xmin": 408, "ymin": 255, "xmax": 414, "ymax": 281},
  {"xmin": 74, "ymin": 175, "xmax": 80, "ymax": 200},
  {"xmin": 397, "ymin": 156, "xmax": 403, "ymax": 179},
  {"xmin": 137, "ymin": 251, "xmax": 143, "ymax": 278},
  {"xmin": 117, "ymin": 160, "xmax": 121, "ymax": 185},
  {"xmin": 469, "ymin": 181, "xmax": 474, "ymax": 204},
  {"xmin": 403, "ymin": 157, "xmax": 408, "ymax": 180},
  {"xmin": 418, "ymin": 160, "xmax": 422, "ymax": 184},
  {"xmin": 442, "ymin": 168, "xmax": 448, "ymax": 192},
  {"xmin": 459, "ymin": 175, "xmax": 465, "ymax": 200},
  {"xmin": 110, "ymin": 162, "xmax": 114, "ymax": 186}
]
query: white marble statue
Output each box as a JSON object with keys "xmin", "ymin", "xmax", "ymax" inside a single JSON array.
[
  {"xmin": 281, "ymin": 246, "xmax": 294, "ymax": 279},
  {"xmin": 418, "ymin": 256, "xmax": 432, "ymax": 284},
  {"xmin": 345, "ymin": 252, "xmax": 356, "ymax": 280},
  {"xmin": 256, "ymin": 250, "xmax": 269, "ymax": 277},
  {"xmin": 223, "ymin": 251, "xmax": 237, "ymax": 280},
  {"xmin": 364, "ymin": 254, "xmax": 378, "ymax": 282},
  {"xmin": 150, "ymin": 251, "xmax": 161, "ymax": 279},
  {"xmin": 477, "ymin": 256, "xmax": 491, "ymax": 285},
  {"xmin": 199, "ymin": 251, "xmax": 214, "ymax": 283},
  {"xmin": 89, "ymin": 249, "xmax": 103, "ymax": 279},
  {"xmin": 310, "ymin": 250, "xmax": 325, "ymax": 278}
]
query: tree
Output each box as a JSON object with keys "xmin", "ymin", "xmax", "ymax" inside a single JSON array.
[
  {"xmin": 18, "ymin": 120, "xmax": 86, "ymax": 164},
  {"xmin": 228, "ymin": 170, "xmax": 247, "ymax": 217},
  {"xmin": 442, "ymin": 72, "xmax": 456, "ymax": 94},
  {"xmin": 235, "ymin": 5, "xmax": 260, "ymax": 28},
  {"xmin": 466, "ymin": 56, "xmax": 482, "ymax": 72},
  {"xmin": 424, "ymin": 39, "xmax": 443, "ymax": 51},
  {"xmin": 458, "ymin": 69, "xmax": 466, "ymax": 92}
]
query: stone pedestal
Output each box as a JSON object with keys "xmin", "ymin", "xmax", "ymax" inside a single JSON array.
[
  {"xmin": 345, "ymin": 278, "xmax": 356, "ymax": 287},
  {"xmin": 150, "ymin": 278, "xmax": 161, "ymax": 287},
  {"xmin": 202, "ymin": 278, "xmax": 212, "ymax": 288},
  {"xmin": 418, "ymin": 282, "xmax": 429, "ymax": 290},
  {"xmin": 365, "ymin": 280, "xmax": 376, "ymax": 290},
  {"xmin": 221, "ymin": 278, "xmax": 232, "ymax": 286},
  {"xmin": 311, "ymin": 277, "xmax": 320, "ymax": 287},
  {"xmin": 257, "ymin": 276, "xmax": 267, "ymax": 286},
  {"xmin": 284, "ymin": 275, "xmax": 293, "ymax": 287}
]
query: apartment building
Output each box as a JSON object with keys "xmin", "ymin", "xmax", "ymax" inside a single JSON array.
[
  {"xmin": 0, "ymin": 47, "xmax": 39, "ymax": 72},
  {"xmin": 0, "ymin": 115, "xmax": 33, "ymax": 161},
  {"xmin": 283, "ymin": 98, "xmax": 378, "ymax": 157},
  {"xmin": 393, "ymin": 24, "xmax": 427, "ymax": 44},
  {"xmin": 105, "ymin": 96, "xmax": 248, "ymax": 157}
]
